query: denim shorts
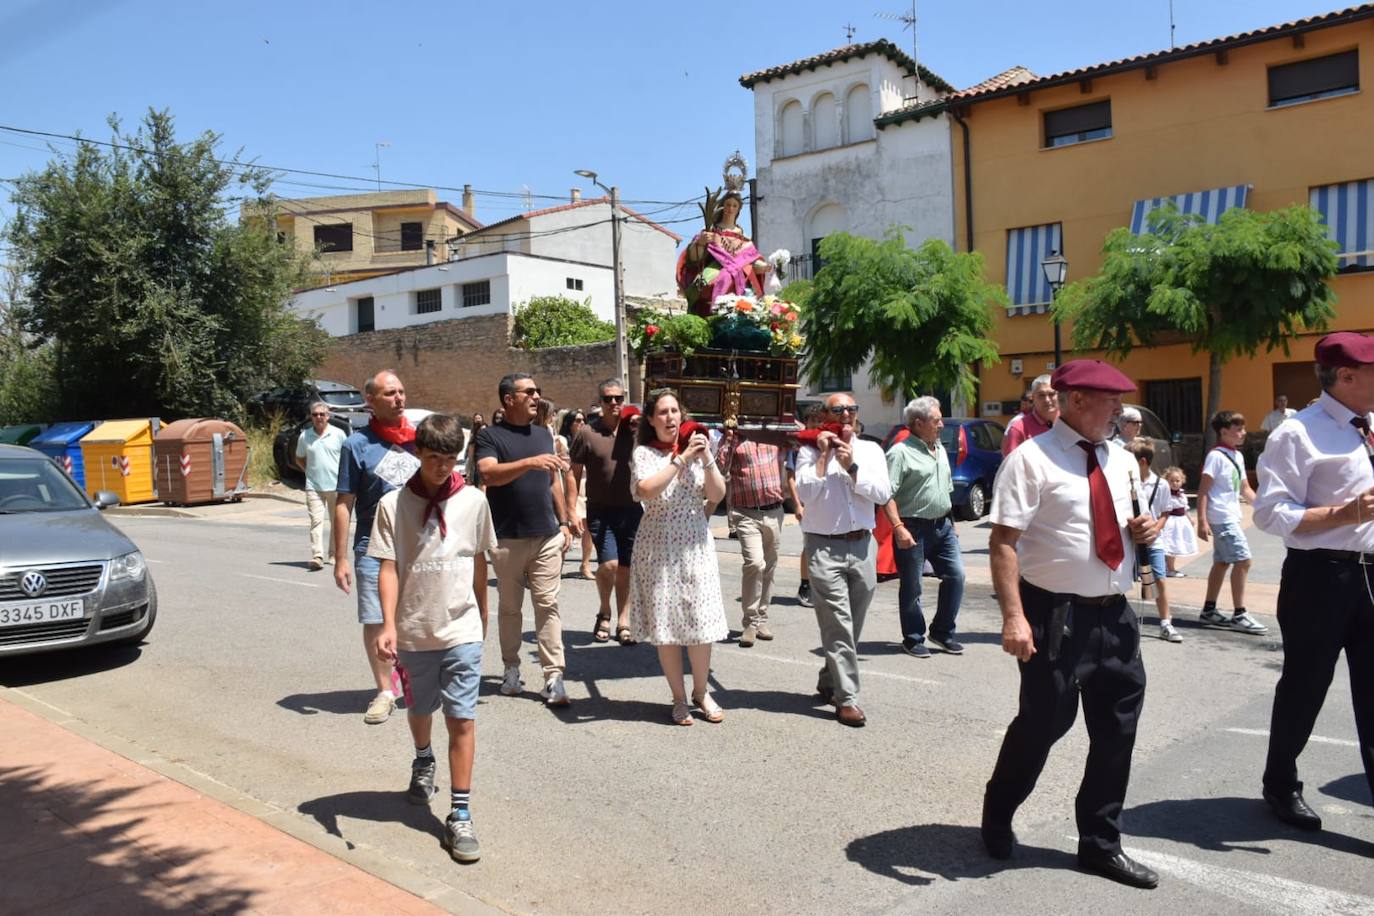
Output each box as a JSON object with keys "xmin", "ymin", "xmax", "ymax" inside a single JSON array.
[
  {"xmin": 1144, "ymin": 545, "xmax": 1166, "ymax": 583},
  {"xmin": 398, "ymin": 642, "xmax": 483, "ymax": 720},
  {"xmin": 1212, "ymin": 520, "xmax": 1252, "ymax": 564},
  {"xmin": 586, "ymin": 503, "xmax": 643, "ymax": 566},
  {"xmin": 355, "ymin": 550, "xmax": 383, "ymax": 624}
]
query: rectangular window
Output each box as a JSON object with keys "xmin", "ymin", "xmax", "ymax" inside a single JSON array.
[
  {"xmin": 462, "ymin": 280, "xmax": 492, "ymax": 308},
  {"xmin": 817, "ymin": 372, "xmax": 851, "ymax": 393},
  {"xmin": 1310, "ymin": 179, "xmax": 1374, "ymax": 271},
  {"xmin": 810, "ymin": 236, "xmax": 828, "ymax": 275},
  {"xmin": 566, "ymin": 277, "xmax": 584, "ymax": 291},
  {"xmin": 400, "ymin": 222, "xmax": 424, "ymax": 251},
  {"xmin": 1269, "ymin": 50, "xmax": 1359, "ymax": 108},
  {"xmin": 415, "ymin": 288, "xmax": 441, "ymax": 314},
  {"xmin": 1043, "ymin": 100, "xmax": 1112, "ymax": 148},
  {"xmin": 1004, "ymin": 222, "xmax": 1062, "ymax": 312},
  {"xmin": 313, "ymin": 223, "xmax": 353, "ymax": 253},
  {"xmin": 356, "ymin": 296, "xmax": 375, "ymax": 333}
]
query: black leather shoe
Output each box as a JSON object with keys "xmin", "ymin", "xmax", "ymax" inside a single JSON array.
[
  {"xmin": 1264, "ymin": 789, "xmax": 1322, "ymax": 831},
  {"xmin": 981, "ymin": 798, "xmax": 1014, "ymax": 860},
  {"xmin": 1076, "ymin": 850, "xmax": 1159, "ymax": 889}
]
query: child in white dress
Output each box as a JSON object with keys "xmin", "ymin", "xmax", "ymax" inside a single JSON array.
[{"xmin": 1159, "ymin": 466, "xmax": 1199, "ymax": 576}]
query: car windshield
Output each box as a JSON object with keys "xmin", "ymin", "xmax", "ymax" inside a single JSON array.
[
  {"xmin": 321, "ymin": 390, "xmax": 365, "ymax": 407},
  {"xmin": 0, "ymin": 457, "xmax": 90, "ymax": 513}
]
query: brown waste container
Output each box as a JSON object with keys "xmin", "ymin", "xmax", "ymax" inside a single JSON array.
[{"xmin": 154, "ymin": 418, "xmax": 250, "ymax": 506}]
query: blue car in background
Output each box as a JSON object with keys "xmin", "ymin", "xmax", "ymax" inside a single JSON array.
[{"xmin": 883, "ymin": 418, "xmax": 1006, "ymax": 520}]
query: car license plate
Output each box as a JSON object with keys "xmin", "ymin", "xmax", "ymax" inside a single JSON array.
[{"xmin": 0, "ymin": 599, "xmax": 85, "ymax": 628}]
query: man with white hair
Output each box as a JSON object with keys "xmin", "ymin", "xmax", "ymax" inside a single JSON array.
[
  {"xmin": 1111, "ymin": 407, "xmax": 1143, "ymax": 446},
  {"xmin": 881, "ymin": 396, "xmax": 965, "ymax": 658},
  {"xmin": 1002, "ymin": 374, "xmax": 1058, "ymax": 455}
]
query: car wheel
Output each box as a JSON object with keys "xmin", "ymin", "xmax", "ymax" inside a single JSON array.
[
  {"xmin": 110, "ymin": 577, "xmax": 157, "ymax": 648},
  {"xmin": 957, "ymin": 482, "xmax": 988, "ymax": 521}
]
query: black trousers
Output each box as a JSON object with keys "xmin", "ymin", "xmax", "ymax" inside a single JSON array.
[
  {"xmin": 1262, "ymin": 549, "xmax": 1374, "ymax": 803},
  {"xmin": 984, "ymin": 582, "xmax": 1147, "ymax": 855}
]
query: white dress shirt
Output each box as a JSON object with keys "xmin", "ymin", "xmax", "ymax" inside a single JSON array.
[
  {"xmin": 991, "ymin": 419, "xmax": 1136, "ymax": 597},
  {"xmin": 1254, "ymin": 391, "xmax": 1374, "ymax": 551},
  {"xmin": 795, "ymin": 438, "xmax": 892, "ymax": 534},
  {"xmin": 1261, "ymin": 407, "xmax": 1297, "ymax": 432}
]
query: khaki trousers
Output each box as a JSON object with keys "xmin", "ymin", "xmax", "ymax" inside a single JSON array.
[
  {"xmin": 730, "ymin": 505, "xmax": 782, "ymax": 628},
  {"xmin": 490, "ymin": 534, "xmax": 565, "ymax": 678},
  {"xmin": 305, "ymin": 490, "xmax": 337, "ymax": 562}
]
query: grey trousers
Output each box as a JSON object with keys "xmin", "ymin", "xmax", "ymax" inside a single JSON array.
[{"xmin": 805, "ymin": 533, "xmax": 877, "ymax": 707}]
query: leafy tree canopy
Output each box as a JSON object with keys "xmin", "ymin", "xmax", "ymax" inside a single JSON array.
[
  {"xmin": 5, "ymin": 108, "xmax": 327, "ymax": 422},
  {"xmin": 512, "ymin": 295, "xmax": 615, "ymax": 349},
  {"xmin": 786, "ymin": 231, "xmax": 1004, "ymax": 405}
]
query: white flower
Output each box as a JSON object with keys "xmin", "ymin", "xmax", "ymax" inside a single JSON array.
[{"xmin": 767, "ymin": 248, "xmax": 791, "ymax": 272}]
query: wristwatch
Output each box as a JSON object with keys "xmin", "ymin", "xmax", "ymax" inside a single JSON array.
[{"xmin": 847, "ymin": 462, "xmax": 859, "ymax": 475}]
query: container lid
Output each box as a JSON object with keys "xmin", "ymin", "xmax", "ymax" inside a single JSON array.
[
  {"xmin": 31, "ymin": 421, "xmax": 97, "ymax": 446},
  {"xmin": 84, "ymin": 419, "xmax": 154, "ymax": 443},
  {"xmin": 156, "ymin": 418, "xmax": 247, "ymax": 442}
]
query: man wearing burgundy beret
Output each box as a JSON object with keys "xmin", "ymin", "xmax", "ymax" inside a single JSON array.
[
  {"xmin": 981, "ymin": 359, "xmax": 1162, "ymax": 889},
  {"xmin": 1254, "ymin": 331, "xmax": 1374, "ymax": 832}
]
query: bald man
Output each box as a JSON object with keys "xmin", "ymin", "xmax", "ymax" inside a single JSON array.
[{"xmin": 335, "ymin": 370, "xmax": 423, "ymax": 725}]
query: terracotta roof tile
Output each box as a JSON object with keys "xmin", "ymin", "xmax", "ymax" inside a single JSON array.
[
  {"xmin": 739, "ymin": 39, "xmax": 953, "ymax": 94},
  {"xmin": 465, "ymin": 196, "xmax": 682, "ymax": 243},
  {"xmin": 963, "ymin": 65, "xmax": 1039, "ymax": 96}
]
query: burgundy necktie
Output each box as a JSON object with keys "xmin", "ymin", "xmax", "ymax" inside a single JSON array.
[
  {"xmin": 1350, "ymin": 416, "xmax": 1374, "ymax": 469},
  {"xmin": 1077, "ymin": 440, "xmax": 1125, "ymax": 570}
]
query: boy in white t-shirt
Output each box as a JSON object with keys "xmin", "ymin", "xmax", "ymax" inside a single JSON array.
[
  {"xmin": 370, "ymin": 413, "xmax": 498, "ymax": 863},
  {"xmin": 1196, "ymin": 411, "xmax": 1267, "ymax": 635}
]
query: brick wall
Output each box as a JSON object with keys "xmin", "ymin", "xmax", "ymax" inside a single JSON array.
[{"xmin": 314, "ymin": 314, "xmax": 640, "ymax": 419}]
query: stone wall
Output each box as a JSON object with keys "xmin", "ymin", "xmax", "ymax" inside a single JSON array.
[{"xmin": 313, "ymin": 314, "xmax": 637, "ymax": 419}]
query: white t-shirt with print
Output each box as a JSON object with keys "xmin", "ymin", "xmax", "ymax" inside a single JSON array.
[
  {"xmin": 1201, "ymin": 447, "xmax": 1244, "ymax": 525},
  {"xmin": 367, "ymin": 485, "xmax": 497, "ymax": 652}
]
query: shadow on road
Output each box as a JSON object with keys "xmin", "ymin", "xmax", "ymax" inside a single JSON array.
[
  {"xmin": 1319, "ymin": 773, "xmax": 1372, "ymax": 805},
  {"xmin": 267, "ymin": 560, "xmax": 316, "ymax": 571},
  {"xmin": 0, "ymin": 763, "xmax": 255, "ymax": 912},
  {"xmin": 1126, "ymin": 796, "xmax": 1374, "ymax": 858},
  {"xmin": 0, "ymin": 644, "xmax": 142, "ymax": 688},
  {"xmin": 277, "ymin": 689, "xmax": 378, "ymax": 716},
  {"xmin": 846, "ymin": 823, "xmax": 1075, "ymax": 886},
  {"xmin": 297, "ymin": 790, "xmax": 443, "ymax": 849}
]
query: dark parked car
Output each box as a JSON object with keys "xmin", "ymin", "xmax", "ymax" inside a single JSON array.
[
  {"xmin": 249, "ymin": 379, "xmax": 370, "ymax": 430},
  {"xmin": 0, "ymin": 444, "xmax": 156, "ymax": 657},
  {"xmin": 1112, "ymin": 403, "xmax": 1176, "ymax": 474},
  {"xmin": 273, "ymin": 416, "xmax": 352, "ymax": 482},
  {"xmin": 883, "ymin": 418, "xmax": 1006, "ymax": 520}
]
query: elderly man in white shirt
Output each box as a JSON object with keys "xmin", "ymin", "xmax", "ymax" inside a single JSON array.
[
  {"xmin": 1253, "ymin": 332, "xmax": 1374, "ymax": 833},
  {"xmin": 981, "ymin": 359, "xmax": 1161, "ymax": 890},
  {"xmin": 1260, "ymin": 394, "xmax": 1297, "ymax": 433},
  {"xmin": 795, "ymin": 392, "xmax": 892, "ymax": 728}
]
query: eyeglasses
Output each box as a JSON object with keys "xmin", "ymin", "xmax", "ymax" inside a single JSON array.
[
  {"xmin": 827, "ymin": 405, "xmax": 860, "ymax": 415},
  {"xmin": 601, "ymin": 394, "xmax": 625, "ymax": 404},
  {"xmin": 573, "ymin": 416, "xmax": 585, "ymax": 422},
  {"xmin": 310, "ymin": 412, "xmax": 329, "ymax": 418},
  {"xmin": 513, "ymin": 386, "xmax": 541, "ymax": 397}
]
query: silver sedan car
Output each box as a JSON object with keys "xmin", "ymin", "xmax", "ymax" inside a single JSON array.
[{"xmin": 0, "ymin": 444, "xmax": 157, "ymax": 657}]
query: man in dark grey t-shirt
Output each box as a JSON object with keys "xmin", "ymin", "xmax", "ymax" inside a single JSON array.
[{"xmin": 475, "ymin": 373, "xmax": 573, "ymax": 707}]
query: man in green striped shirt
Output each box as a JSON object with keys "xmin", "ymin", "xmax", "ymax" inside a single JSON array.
[{"xmin": 881, "ymin": 396, "xmax": 966, "ymax": 658}]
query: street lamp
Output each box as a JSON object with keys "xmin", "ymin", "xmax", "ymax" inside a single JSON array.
[
  {"xmin": 574, "ymin": 169, "xmax": 627, "ymax": 384},
  {"xmin": 1041, "ymin": 250, "xmax": 1068, "ymax": 368}
]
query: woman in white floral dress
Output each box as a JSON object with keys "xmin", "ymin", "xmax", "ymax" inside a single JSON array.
[{"xmin": 631, "ymin": 389, "xmax": 729, "ymax": 725}]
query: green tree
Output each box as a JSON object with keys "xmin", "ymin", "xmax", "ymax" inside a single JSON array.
[
  {"xmin": 787, "ymin": 232, "xmax": 1004, "ymax": 405},
  {"xmin": 5, "ymin": 109, "xmax": 327, "ymax": 422},
  {"xmin": 512, "ymin": 295, "xmax": 615, "ymax": 348},
  {"xmin": 1055, "ymin": 204, "xmax": 1339, "ymax": 440},
  {"xmin": 0, "ymin": 262, "xmax": 58, "ymax": 424}
]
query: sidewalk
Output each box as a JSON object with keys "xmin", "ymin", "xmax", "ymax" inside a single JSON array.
[{"xmin": 0, "ymin": 696, "xmax": 444, "ymax": 915}]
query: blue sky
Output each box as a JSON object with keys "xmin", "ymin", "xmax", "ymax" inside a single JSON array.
[{"xmin": 0, "ymin": 0, "xmax": 1347, "ymax": 235}]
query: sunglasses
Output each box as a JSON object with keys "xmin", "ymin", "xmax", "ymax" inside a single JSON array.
[
  {"xmin": 513, "ymin": 387, "xmax": 541, "ymax": 397},
  {"xmin": 827, "ymin": 405, "xmax": 860, "ymax": 415},
  {"xmin": 601, "ymin": 394, "xmax": 625, "ymax": 404},
  {"xmin": 310, "ymin": 412, "xmax": 329, "ymax": 418}
]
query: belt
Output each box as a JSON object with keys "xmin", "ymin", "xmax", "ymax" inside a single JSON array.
[
  {"xmin": 1291, "ymin": 547, "xmax": 1374, "ymax": 565},
  {"xmin": 813, "ymin": 529, "xmax": 871, "ymax": 541},
  {"xmin": 1020, "ymin": 579, "xmax": 1123, "ymax": 606},
  {"xmin": 739, "ymin": 501, "xmax": 784, "ymax": 512},
  {"xmin": 1168, "ymin": 508, "xmax": 1188, "ymax": 517},
  {"xmin": 902, "ymin": 514, "xmax": 951, "ymax": 525}
]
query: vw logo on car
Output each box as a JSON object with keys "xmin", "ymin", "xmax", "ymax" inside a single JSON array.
[{"xmin": 20, "ymin": 571, "xmax": 47, "ymax": 598}]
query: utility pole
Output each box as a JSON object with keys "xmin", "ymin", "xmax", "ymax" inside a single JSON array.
[{"xmin": 610, "ymin": 185, "xmax": 627, "ymax": 382}]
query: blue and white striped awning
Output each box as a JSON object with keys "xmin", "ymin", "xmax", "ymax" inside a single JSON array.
[
  {"xmin": 1129, "ymin": 184, "xmax": 1250, "ymax": 234},
  {"xmin": 1005, "ymin": 222, "xmax": 1061, "ymax": 316},
  {"xmin": 1311, "ymin": 179, "xmax": 1373, "ymax": 269}
]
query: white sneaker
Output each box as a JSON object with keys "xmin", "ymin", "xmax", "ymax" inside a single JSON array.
[
  {"xmin": 363, "ymin": 692, "xmax": 395, "ymax": 724},
  {"xmin": 499, "ymin": 665, "xmax": 524, "ymax": 696},
  {"xmin": 1158, "ymin": 620, "xmax": 1184, "ymax": 643},
  {"xmin": 542, "ymin": 675, "xmax": 570, "ymax": 706},
  {"xmin": 1227, "ymin": 612, "xmax": 1268, "ymax": 635}
]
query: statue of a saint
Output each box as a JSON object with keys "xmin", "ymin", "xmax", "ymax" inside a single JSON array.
[{"xmin": 676, "ymin": 189, "xmax": 772, "ymax": 316}]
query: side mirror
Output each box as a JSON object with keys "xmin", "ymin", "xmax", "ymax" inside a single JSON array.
[
  {"xmin": 93, "ymin": 490, "xmax": 121, "ymax": 510},
  {"xmin": 1170, "ymin": 431, "xmax": 1182, "ymax": 445}
]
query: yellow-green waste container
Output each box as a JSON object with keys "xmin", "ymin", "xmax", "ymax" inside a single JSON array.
[
  {"xmin": 0, "ymin": 424, "xmax": 46, "ymax": 445},
  {"xmin": 80, "ymin": 418, "xmax": 160, "ymax": 504}
]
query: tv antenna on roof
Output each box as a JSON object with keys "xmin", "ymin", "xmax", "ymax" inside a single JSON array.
[
  {"xmin": 876, "ymin": 1, "xmax": 920, "ymax": 95},
  {"xmin": 844, "ymin": 22, "xmax": 856, "ymax": 43},
  {"xmin": 521, "ymin": 184, "xmax": 533, "ymax": 212},
  {"xmin": 1169, "ymin": 0, "xmax": 1177, "ymax": 49}
]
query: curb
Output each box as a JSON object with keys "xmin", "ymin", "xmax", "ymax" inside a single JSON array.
[{"xmin": 105, "ymin": 505, "xmax": 198, "ymax": 519}]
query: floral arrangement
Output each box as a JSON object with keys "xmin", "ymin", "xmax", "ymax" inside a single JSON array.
[{"xmin": 630, "ymin": 296, "xmax": 804, "ymax": 359}]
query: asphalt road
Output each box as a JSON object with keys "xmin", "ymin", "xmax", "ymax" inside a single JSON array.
[{"xmin": 3, "ymin": 510, "xmax": 1370, "ymax": 915}]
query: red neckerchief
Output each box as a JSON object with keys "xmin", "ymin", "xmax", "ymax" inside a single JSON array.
[
  {"xmin": 405, "ymin": 469, "xmax": 466, "ymax": 539},
  {"xmin": 370, "ymin": 415, "xmax": 416, "ymax": 447},
  {"xmin": 647, "ymin": 420, "xmax": 706, "ymax": 454},
  {"xmin": 794, "ymin": 422, "xmax": 852, "ymax": 447}
]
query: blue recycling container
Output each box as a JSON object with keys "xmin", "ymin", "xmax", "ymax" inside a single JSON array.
[{"xmin": 31, "ymin": 421, "xmax": 97, "ymax": 488}]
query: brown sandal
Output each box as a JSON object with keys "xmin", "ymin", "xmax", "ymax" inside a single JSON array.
[
  {"xmin": 616, "ymin": 626, "xmax": 636, "ymax": 646},
  {"xmin": 593, "ymin": 615, "xmax": 611, "ymax": 642}
]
